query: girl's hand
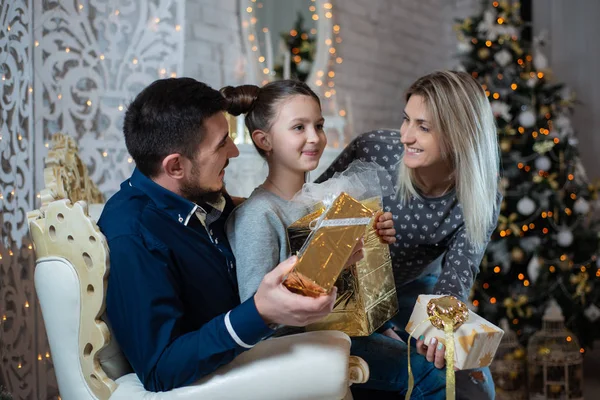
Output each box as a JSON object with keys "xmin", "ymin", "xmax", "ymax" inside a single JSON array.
[
  {"xmin": 375, "ymin": 211, "xmax": 396, "ymax": 244},
  {"xmin": 382, "ymin": 328, "xmax": 405, "ymax": 342}
]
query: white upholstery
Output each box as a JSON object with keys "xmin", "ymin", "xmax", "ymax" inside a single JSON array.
[{"xmin": 33, "ymin": 203, "xmax": 360, "ymax": 399}]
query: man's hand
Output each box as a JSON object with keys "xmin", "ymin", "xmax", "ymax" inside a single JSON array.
[
  {"xmin": 254, "ymin": 256, "xmax": 337, "ymax": 327},
  {"xmin": 375, "ymin": 211, "xmax": 396, "ymax": 244}
]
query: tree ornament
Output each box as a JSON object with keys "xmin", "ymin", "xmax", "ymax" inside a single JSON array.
[
  {"xmin": 584, "ymin": 304, "xmax": 600, "ymax": 322},
  {"xmin": 457, "ymin": 40, "xmax": 472, "ymax": 54},
  {"xmin": 532, "ymin": 32, "xmax": 549, "ymax": 70},
  {"xmin": 511, "ymin": 247, "xmax": 525, "ymax": 263},
  {"xmin": 500, "ymin": 140, "xmax": 511, "ymax": 152},
  {"xmin": 494, "ymin": 49, "xmax": 512, "ymax": 67},
  {"xmin": 518, "ymin": 110, "xmax": 536, "ymax": 128},
  {"xmin": 573, "ymin": 198, "xmax": 590, "ymax": 214},
  {"xmin": 478, "ymin": 48, "xmax": 490, "ymax": 60},
  {"xmin": 517, "ymin": 196, "xmax": 536, "ymax": 215},
  {"xmin": 491, "ymin": 101, "xmax": 512, "ymax": 122},
  {"xmin": 527, "ymin": 255, "xmax": 541, "ymax": 283},
  {"xmin": 556, "ymin": 228, "xmax": 573, "ymax": 247},
  {"xmin": 534, "ymin": 155, "xmax": 551, "ymax": 171}
]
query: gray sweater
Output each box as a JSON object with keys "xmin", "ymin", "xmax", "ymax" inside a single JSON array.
[{"xmin": 226, "ymin": 187, "xmax": 311, "ymax": 302}]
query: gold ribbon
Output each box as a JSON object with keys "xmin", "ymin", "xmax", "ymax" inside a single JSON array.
[
  {"xmin": 503, "ymin": 295, "xmax": 532, "ymax": 319},
  {"xmin": 570, "ymin": 271, "xmax": 591, "ymax": 304},
  {"xmin": 405, "ymin": 296, "xmax": 468, "ymax": 400}
]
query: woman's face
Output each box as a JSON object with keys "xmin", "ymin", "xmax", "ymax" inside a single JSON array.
[
  {"xmin": 268, "ymin": 95, "xmax": 327, "ymax": 173},
  {"xmin": 400, "ymin": 95, "xmax": 445, "ymax": 171}
]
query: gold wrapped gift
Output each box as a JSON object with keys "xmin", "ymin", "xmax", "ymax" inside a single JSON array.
[
  {"xmin": 406, "ymin": 295, "xmax": 504, "ymax": 369},
  {"xmin": 284, "ymin": 192, "xmax": 398, "ymax": 337}
]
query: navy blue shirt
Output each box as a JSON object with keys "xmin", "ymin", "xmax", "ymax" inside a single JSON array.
[{"xmin": 98, "ymin": 169, "xmax": 272, "ymax": 391}]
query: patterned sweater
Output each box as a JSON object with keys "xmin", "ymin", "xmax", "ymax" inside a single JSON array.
[{"xmin": 316, "ymin": 130, "xmax": 501, "ymax": 302}]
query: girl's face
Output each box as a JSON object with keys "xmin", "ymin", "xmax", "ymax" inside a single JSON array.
[
  {"xmin": 268, "ymin": 95, "xmax": 326, "ymax": 173},
  {"xmin": 400, "ymin": 94, "xmax": 445, "ymax": 171}
]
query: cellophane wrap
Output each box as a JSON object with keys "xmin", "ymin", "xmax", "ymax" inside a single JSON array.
[{"xmin": 284, "ymin": 161, "xmax": 398, "ymax": 336}]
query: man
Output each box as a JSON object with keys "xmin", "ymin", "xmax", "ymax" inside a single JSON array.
[{"xmin": 98, "ymin": 78, "xmax": 350, "ymax": 391}]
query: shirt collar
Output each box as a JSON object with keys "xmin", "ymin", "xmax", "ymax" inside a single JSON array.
[{"xmin": 128, "ymin": 168, "xmax": 225, "ymax": 227}]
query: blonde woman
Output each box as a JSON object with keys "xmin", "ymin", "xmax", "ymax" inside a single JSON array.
[{"xmin": 318, "ymin": 71, "xmax": 501, "ymax": 399}]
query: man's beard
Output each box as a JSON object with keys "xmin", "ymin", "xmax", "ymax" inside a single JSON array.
[
  {"xmin": 180, "ymin": 180, "xmax": 222, "ymax": 205},
  {"xmin": 179, "ymin": 161, "xmax": 226, "ymax": 205}
]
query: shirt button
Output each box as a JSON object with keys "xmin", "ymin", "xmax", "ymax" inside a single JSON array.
[
  {"xmin": 215, "ymin": 238, "xmax": 219, "ymax": 244},
  {"xmin": 210, "ymin": 229, "xmax": 213, "ymax": 235}
]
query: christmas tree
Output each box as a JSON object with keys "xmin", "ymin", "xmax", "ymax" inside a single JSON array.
[
  {"xmin": 273, "ymin": 13, "xmax": 316, "ymax": 82},
  {"xmin": 455, "ymin": 0, "xmax": 600, "ymax": 349}
]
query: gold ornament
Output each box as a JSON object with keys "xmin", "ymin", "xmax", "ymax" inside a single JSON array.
[
  {"xmin": 570, "ymin": 272, "xmax": 592, "ymax": 304},
  {"xmin": 533, "ymin": 140, "xmax": 555, "ymax": 154},
  {"xmin": 478, "ymin": 48, "xmax": 490, "ymax": 60},
  {"xmin": 498, "ymin": 213, "xmax": 519, "ymax": 233},
  {"xmin": 500, "ymin": 140, "xmax": 511, "ymax": 152},
  {"xmin": 511, "ymin": 248, "xmax": 525, "ymax": 262},
  {"xmin": 549, "ymin": 385, "xmax": 563, "ymax": 394},
  {"xmin": 513, "ymin": 348, "xmax": 525, "ymax": 359},
  {"xmin": 503, "ymin": 295, "xmax": 531, "ymax": 319}
]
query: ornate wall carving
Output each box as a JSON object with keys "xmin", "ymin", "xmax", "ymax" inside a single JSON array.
[
  {"xmin": 33, "ymin": 0, "xmax": 185, "ymax": 198},
  {"xmin": 1, "ymin": 1, "xmax": 184, "ymax": 397}
]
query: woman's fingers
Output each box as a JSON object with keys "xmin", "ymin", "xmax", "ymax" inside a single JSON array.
[
  {"xmin": 434, "ymin": 341, "xmax": 446, "ymax": 369},
  {"xmin": 426, "ymin": 337, "xmax": 437, "ymax": 363}
]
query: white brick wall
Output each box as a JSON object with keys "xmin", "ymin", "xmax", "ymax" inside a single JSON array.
[
  {"xmin": 183, "ymin": 0, "xmax": 480, "ymax": 134},
  {"xmin": 333, "ymin": 0, "xmax": 481, "ymax": 134},
  {"xmin": 184, "ymin": 0, "xmax": 244, "ymax": 88}
]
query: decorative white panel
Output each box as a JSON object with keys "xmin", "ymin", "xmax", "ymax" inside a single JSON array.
[
  {"xmin": 1, "ymin": 1, "xmax": 185, "ymax": 397},
  {"xmin": 0, "ymin": 0, "xmax": 35, "ymax": 248},
  {"xmin": 33, "ymin": 0, "xmax": 185, "ymax": 198}
]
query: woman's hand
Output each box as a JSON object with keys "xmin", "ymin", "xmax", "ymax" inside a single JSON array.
[
  {"xmin": 375, "ymin": 211, "xmax": 396, "ymax": 244},
  {"xmin": 416, "ymin": 335, "xmax": 459, "ymax": 370}
]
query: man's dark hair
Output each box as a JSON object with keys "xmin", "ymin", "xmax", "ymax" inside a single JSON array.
[{"xmin": 123, "ymin": 78, "xmax": 227, "ymax": 177}]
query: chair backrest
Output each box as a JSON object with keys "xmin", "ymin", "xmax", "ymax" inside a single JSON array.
[{"xmin": 28, "ymin": 134, "xmax": 121, "ymax": 399}]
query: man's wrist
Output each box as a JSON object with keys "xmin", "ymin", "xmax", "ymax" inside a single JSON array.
[{"xmin": 253, "ymin": 294, "xmax": 274, "ymax": 326}]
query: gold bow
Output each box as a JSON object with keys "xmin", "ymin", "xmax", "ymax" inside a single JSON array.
[
  {"xmin": 503, "ymin": 295, "xmax": 531, "ymax": 319},
  {"xmin": 497, "ymin": 213, "xmax": 520, "ymax": 234},
  {"xmin": 533, "ymin": 173, "xmax": 559, "ymax": 190},
  {"xmin": 588, "ymin": 180, "xmax": 600, "ymax": 200},
  {"xmin": 570, "ymin": 272, "xmax": 591, "ymax": 304}
]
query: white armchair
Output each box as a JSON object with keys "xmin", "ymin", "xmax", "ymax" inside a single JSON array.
[{"xmin": 28, "ymin": 134, "xmax": 369, "ymax": 400}]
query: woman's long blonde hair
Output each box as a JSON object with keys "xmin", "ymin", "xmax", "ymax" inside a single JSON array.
[{"xmin": 397, "ymin": 71, "xmax": 499, "ymax": 250}]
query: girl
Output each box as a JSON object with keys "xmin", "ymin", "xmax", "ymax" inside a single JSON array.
[
  {"xmin": 223, "ymin": 80, "xmax": 446, "ymax": 399},
  {"xmin": 317, "ymin": 71, "xmax": 501, "ymax": 399}
]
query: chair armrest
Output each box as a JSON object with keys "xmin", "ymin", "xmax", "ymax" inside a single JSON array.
[{"xmin": 111, "ymin": 331, "xmax": 353, "ymax": 400}]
